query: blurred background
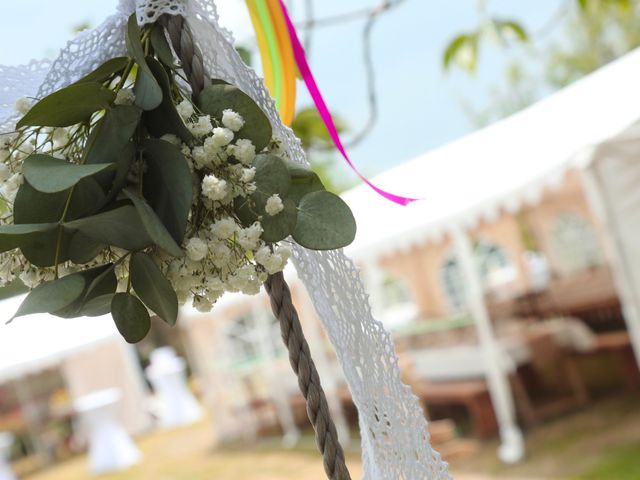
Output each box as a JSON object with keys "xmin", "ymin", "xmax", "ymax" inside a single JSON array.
[{"xmin": 0, "ymin": 0, "xmax": 640, "ymax": 479}]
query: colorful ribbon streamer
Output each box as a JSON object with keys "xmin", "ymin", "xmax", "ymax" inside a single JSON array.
[{"xmin": 248, "ymin": 0, "xmax": 418, "ymax": 206}]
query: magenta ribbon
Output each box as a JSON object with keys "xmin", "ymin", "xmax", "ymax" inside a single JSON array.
[{"xmin": 278, "ymin": 0, "xmax": 418, "ymax": 206}]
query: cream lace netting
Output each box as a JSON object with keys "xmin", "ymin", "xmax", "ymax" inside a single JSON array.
[{"xmin": 0, "ymin": 1, "xmax": 450, "ymax": 478}]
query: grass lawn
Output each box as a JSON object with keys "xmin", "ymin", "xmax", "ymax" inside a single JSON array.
[{"xmin": 24, "ymin": 392, "xmax": 640, "ymax": 480}]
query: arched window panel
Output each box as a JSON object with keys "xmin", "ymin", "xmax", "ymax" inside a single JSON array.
[{"xmin": 549, "ymin": 213, "xmax": 603, "ymax": 275}]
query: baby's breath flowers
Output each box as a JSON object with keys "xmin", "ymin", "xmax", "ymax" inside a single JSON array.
[{"xmin": 0, "ymin": 13, "xmax": 355, "ymax": 343}]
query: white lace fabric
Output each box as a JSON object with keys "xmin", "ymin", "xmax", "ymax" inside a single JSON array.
[{"xmin": 0, "ymin": 1, "xmax": 450, "ymax": 478}]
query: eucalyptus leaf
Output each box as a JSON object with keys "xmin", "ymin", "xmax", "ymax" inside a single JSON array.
[
  {"xmin": 74, "ymin": 57, "xmax": 129, "ymax": 85},
  {"xmin": 11, "ymin": 273, "xmax": 85, "ymax": 321},
  {"xmin": 17, "ymin": 82, "xmax": 115, "ymax": 128},
  {"xmin": 111, "ymin": 293, "xmax": 151, "ymax": 343},
  {"xmin": 85, "ymin": 105, "xmax": 141, "ymax": 167},
  {"xmin": 52, "ymin": 264, "xmax": 116, "ymax": 318},
  {"xmin": 282, "ymin": 159, "xmax": 325, "ymax": 204},
  {"xmin": 197, "ymin": 84, "xmax": 272, "ymax": 151},
  {"xmin": 0, "ymin": 223, "xmax": 58, "ymax": 254},
  {"xmin": 126, "ymin": 14, "xmax": 162, "ymax": 110},
  {"xmin": 143, "ymin": 57, "xmax": 192, "ymax": 142},
  {"xmin": 150, "ymin": 24, "xmax": 176, "ymax": 68},
  {"xmin": 64, "ymin": 205, "xmax": 153, "ymax": 251},
  {"xmin": 292, "ymin": 191, "xmax": 356, "ymax": 250},
  {"xmin": 104, "ymin": 142, "xmax": 136, "ymax": 203},
  {"xmin": 123, "ymin": 188, "xmax": 184, "ymax": 257},
  {"xmin": 261, "ymin": 197, "xmax": 298, "ymax": 243},
  {"xmin": 23, "ymin": 155, "xmax": 115, "ymax": 193},
  {"xmin": 130, "ymin": 252, "xmax": 178, "ymax": 325},
  {"xmin": 253, "ymin": 154, "xmax": 291, "ymax": 199},
  {"xmin": 80, "ymin": 294, "xmax": 114, "ymax": 317},
  {"xmin": 69, "ymin": 231, "xmax": 105, "ymax": 264},
  {"xmin": 142, "ymin": 138, "xmax": 193, "ymax": 244}
]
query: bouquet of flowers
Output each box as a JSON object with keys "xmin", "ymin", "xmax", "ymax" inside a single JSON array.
[{"xmin": 0, "ymin": 15, "xmax": 356, "ymax": 343}]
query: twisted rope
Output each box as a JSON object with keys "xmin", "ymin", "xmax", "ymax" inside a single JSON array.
[
  {"xmin": 265, "ymin": 272, "xmax": 351, "ymax": 480},
  {"xmin": 159, "ymin": 14, "xmax": 210, "ymax": 98},
  {"xmin": 159, "ymin": 13, "xmax": 351, "ymax": 480}
]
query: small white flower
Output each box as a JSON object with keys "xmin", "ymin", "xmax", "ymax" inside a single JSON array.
[
  {"xmin": 221, "ymin": 109, "xmax": 245, "ymax": 132},
  {"xmin": 237, "ymin": 222, "xmax": 263, "ymax": 250},
  {"xmin": 230, "ymin": 138, "xmax": 256, "ymax": 165},
  {"xmin": 0, "ymin": 162, "xmax": 11, "ymax": 182},
  {"xmin": 240, "ymin": 167, "xmax": 256, "ymax": 183},
  {"xmin": 191, "ymin": 146, "xmax": 208, "ymax": 169},
  {"xmin": 189, "ymin": 116, "xmax": 213, "ymax": 137},
  {"xmin": 176, "ymin": 99, "xmax": 195, "ymax": 120},
  {"xmin": 114, "ymin": 88, "xmax": 135, "ymax": 105},
  {"xmin": 193, "ymin": 296, "xmax": 213, "ymax": 313},
  {"xmin": 201, "ymin": 174, "xmax": 228, "ymax": 201},
  {"xmin": 15, "ymin": 97, "xmax": 33, "ymax": 115},
  {"xmin": 210, "ymin": 127, "xmax": 234, "ymax": 147},
  {"xmin": 265, "ymin": 194, "xmax": 284, "ymax": 216},
  {"xmin": 185, "ymin": 237, "xmax": 208, "ymax": 261},
  {"xmin": 211, "ymin": 218, "xmax": 237, "ymax": 240},
  {"xmin": 19, "ymin": 269, "xmax": 40, "ymax": 289}
]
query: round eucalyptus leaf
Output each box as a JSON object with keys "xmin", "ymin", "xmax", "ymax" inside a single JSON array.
[
  {"xmin": 253, "ymin": 154, "xmax": 291, "ymax": 199},
  {"xmin": 69, "ymin": 231, "xmax": 105, "ymax": 264},
  {"xmin": 292, "ymin": 191, "xmax": 356, "ymax": 250},
  {"xmin": 111, "ymin": 293, "xmax": 151, "ymax": 343},
  {"xmin": 261, "ymin": 197, "xmax": 298, "ymax": 243},
  {"xmin": 130, "ymin": 252, "xmax": 178, "ymax": 326},
  {"xmin": 80, "ymin": 294, "xmax": 114, "ymax": 317},
  {"xmin": 52, "ymin": 264, "xmax": 116, "ymax": 318},
  {"xmin": 197, "ymin": 84, "xmax": 272, "ymax": 151},
  {"xmin": 11, "ymin": 273, "xmax": 86, "ymax": 321}
]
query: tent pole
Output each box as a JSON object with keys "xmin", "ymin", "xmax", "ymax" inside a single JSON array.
[
  {"xmin": 451, "ymin": 227, "xmax": 524, "ymax": 464},
  {"xmin": 580, "ymin": 168, "xmax": 640, "ymax": 369}
]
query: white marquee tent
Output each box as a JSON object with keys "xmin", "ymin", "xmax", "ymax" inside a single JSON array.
[
  {"xmin": 0, "ymin": 294, "xmax": 150, "ymax": 436},
  {"xmin": 343, "ymin": 47, "xmax": 640, "ymax": 462}
]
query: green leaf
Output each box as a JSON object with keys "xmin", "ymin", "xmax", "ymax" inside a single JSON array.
[
  {"xmin": 123, "ymin": 188, "xmax": 184, "ymax": 257},
  {"xmin": 85, "ymin": 105, "xmax": 141, "ymax": 167},
  {"xmin": 126, "ymin": 14, "xmax": 162, "ymax": 110},
  {"xmin": 150, "ymin": 24, "xmax": 176, "ymax": 68},
  {"xmin": 14, "ymin": 179, "xmax": 106, "ymax": 267},
  {"xmin": 23, "ymin": 155, "xmax": 115, "ymax": 193},
  {"xmin": 130, "ymin": 252, "xmax": 178, "ymax": 325},
  {"xmin": 11, "ymin": 273, "xmax": 86, "ymax": 321},
  {"xmin": 142, "ymin": 138, "xmax": 193, "ymax": 244},
  {"xmin": 69, "ymin": 231, "xmax": 105, "ymax": 264},
  {"xmin": 282, "ymin": 159, "xmax": 325, "ymax": 204},
  {"xmin": 80, "ymin": 294, "xmax": 114, "ymax": 317},
  {"xmin": 64, "ymin": 205, "xmax": 153, "ymax": 251},
  {"xmin": 253, "ymin": 154, "xmax": 291, "ymax": 198},
  {"xmin": 293, "ymin": 191, "xmax": 356, "ymax": 250},
  {"xmin": 111, "ymin": 293, "xmax": 151, "ymax": 343},
  {"xmin": 52, "ymin": 264, "xmax": 116, "ymax": 318},
  {"xmin": 261, "ymin": 198, "xmax": 298, "ymax": 243},
  {"xmin": 0, "ymin": 223, "xmax": 58, "ymax": 254},
  {"xmin": 443, "ymin": 33, "xmax": 479, "ymax": 73},
  {"xmin": 143, "ymin": 57, "xmax": 192, "ymax": 142},
  {"xmin": 197, "ymin": 84, "xmax": 273, "ymax": 151},
  {"xmin": 104, "ymin": 142, "xmax": 136, "ymax": 203},
  {"xmin": 74, "ymin": 57, "xmax": 129, "ymax": 85},
  {"xmin": 495, "ymin": 19, "xmax": 528, "ymax": 42},
  {"xmin": 17, "ymin": 82, "xmax": 115, "ymax": 128}
]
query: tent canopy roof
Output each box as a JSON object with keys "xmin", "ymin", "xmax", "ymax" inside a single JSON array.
[
  {"xmin": 343, "ymin": 48, "xmax": 640, "ymax": 259},
  {"xmin": 0, "ymin": 295, "xmax": 120, "ymax": 383}
]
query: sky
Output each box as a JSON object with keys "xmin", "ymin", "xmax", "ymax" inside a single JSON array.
[{"xmin": 0, "ymin": 0, "xmax": 560, "ymax": 179}]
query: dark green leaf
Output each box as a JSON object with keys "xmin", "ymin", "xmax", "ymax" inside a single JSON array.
[
  {"xmin": 104, "ymin": 142, "xmax": 136, "ymax": 203},
  {"xmin": 143, "ymin": 57, "xmax": 192, "ymax": 142},
  {"xmin": 123, "ymin": 188, "xmax": 184, "ymax": 257},
  {"xmin": 80, "ymin": 294, "xmax": 114, "ymax": 317},
  {"xmin": 142, "ymin": 138, "xmax": 193, "ymax": 244},
  {"xmin": 0, "ymin": 223, "xmax": 58, "ymax": 254},
  {"xmin": 126, "ymin": 14, "xmax": 162, "ymax": 110},
  {"xmin": 85, "ymin": 105, "xmax": 141, "ymax": 166},
  {"xmin": 253, "ymin": 154, "xmax": 291, "ymax": 199},
  {"xmin": 69, "ymin": 231, "xmax": 105, "ymax": 264},
  {"xmin": 293, "ymin": 191, "xmax": 356, "ymax": 250},
  {"xmin": 64, "ymin": 205, "xmax": 153, "ymax": 251},
  {"xmin": 111, "ymin": 293, "xmax": 151, "ymax": 343},
  {"xmin": 130, "ymin": 252, "xmax": 178, "ymax": 325},
  {"xmin": 261, "ymin": 197, "xmax": 298, "ymax": 243},
  {"xmin": 17, "ymin": 82, "xmax": 115, "ymax": 128},
  {"xmin": 197, "ymin": 84, "xmax": 272, "ymax": 151},
  {"xmin": 11, "ymin": 273, "xmax": 86, "ymax": 321},
  {"xmin": 282, "ymin": 159, "xmax": 325, "ymax": 204},
  {"xmin": 52, "ymin": 264, "xmax": 116, "ymax": 318},
  {"xmin": 150, "ymin": 24, "xmax": 176, "ymax": 68},
  {"xmin": 74, "ymin": 57, "xmax": 129, "ymax": 85},
  {"xmin": 23, "ymin": 155, "xmax": 115, "ymax": 193}
]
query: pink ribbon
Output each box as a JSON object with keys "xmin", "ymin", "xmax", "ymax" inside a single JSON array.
[{"xmin": 278, "ymin": 0, "xmax": 418, "ymax": 206}]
